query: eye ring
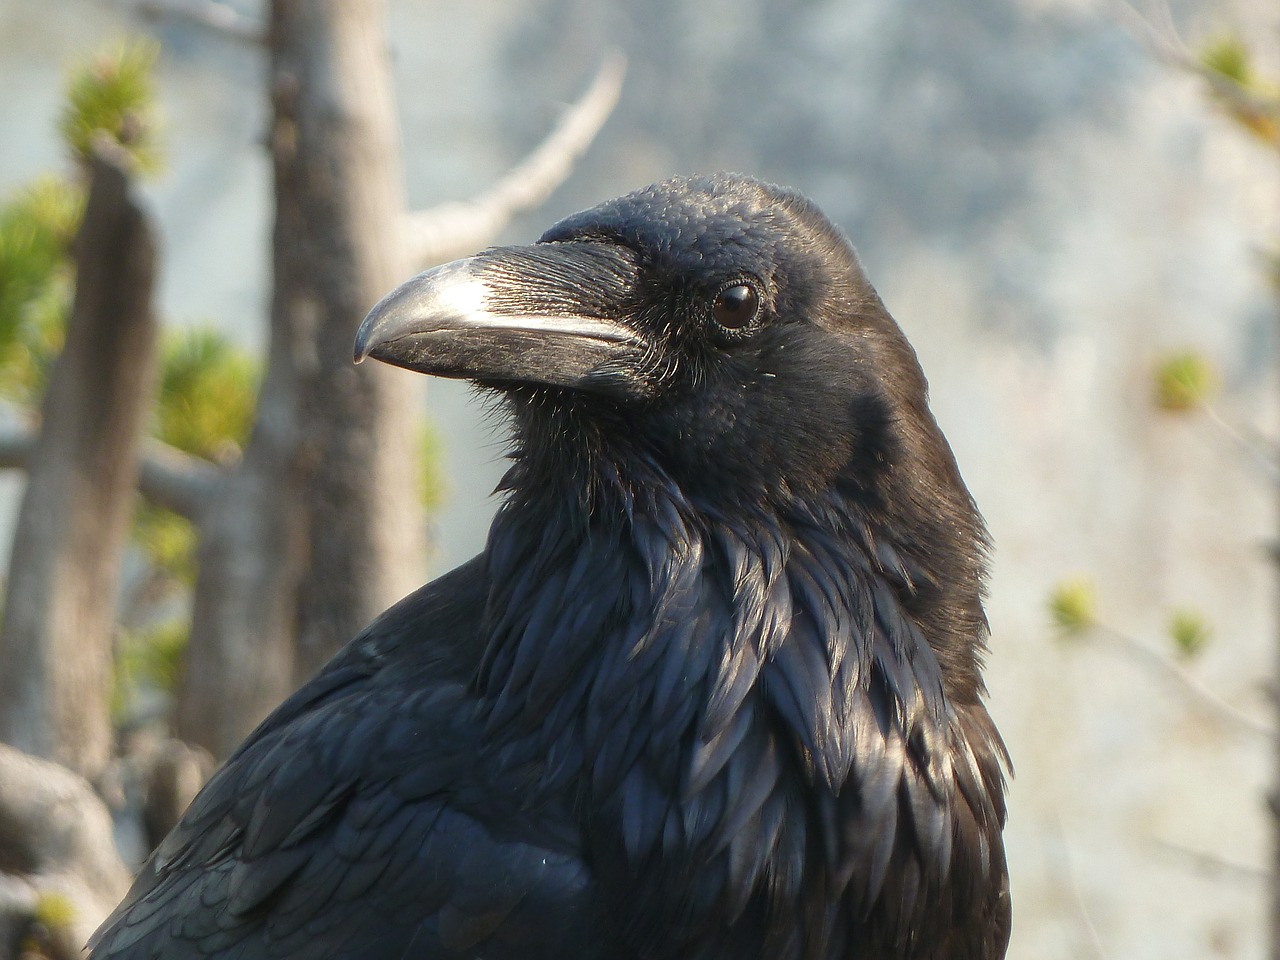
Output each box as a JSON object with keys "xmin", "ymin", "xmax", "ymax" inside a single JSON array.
[{"xmin": 711, "ymin": 282, "xmax": 761, "ymax": 332}]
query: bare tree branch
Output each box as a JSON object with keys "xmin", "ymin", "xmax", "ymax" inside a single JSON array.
[
  {"xmin": 1203, "ymin": 403, "xmax": 1280, "ymax": 482},
  {"xmin": 1116, "ymin": 1, "xmax": 1280, "ymax": 128},
  {"xmin": 0, "ymin": 424, "xmax": 220, "ymax": 521},
  {"xmin": 1150, "ymin": 835, "xmax": 1268, "ymax": 881},
  {"xmin": 135, "ymin": 0, "xmax": 265, "ymax": 44},
  {"xmin": 403, "ymin": 52, "xmax": 626, "ymax": 268},
  {"xmin": 137, "ymin": 439, "xmax": 222, "ymax": 519},
  {"xmin": 1089, "ymin": 624, "xmax": 1274, "ymax": 740},
  {"xmin": 1044, "ymin": 816, "xmax": 1111, "ymax": 960}
]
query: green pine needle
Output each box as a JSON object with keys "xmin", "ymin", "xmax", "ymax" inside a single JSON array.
[
  {"xmin": 32, "ymin": 890, "xmax": 77, "ymax": 932},
  {"xmin": 0, "ymin": 176, "xmax": 82, "ymax": 406},
  {"xmin": 154, "ymin": 327, "xmax": 259, "ymax": 463},
  {"xmin": 1049, "ymin": 578, "xmax": 1097, "ymax": 635},
  {"xmin": 418, "ymin": 420, "xmax": 447, "ymax": 512},
  {"xmin": 112, "ymin": 619, "xmax": 189, "ymax": 719},
  {"xmin": 132, "ymin": 504, "xmax": 199, "ymax": 584},
  {"xmin": 1169, "ymin": 608, "xmax": 1212, "ymax": 659},
  {"xmin": 133, "ymin": 328, "xmax": 258, "ymax": 582},
  {"xmin": 1200, "ymin": 34, "xmax": 1252, "ymax": 86},
  {"xmin": 1197, "ymin": 34, "xmax": 1280, "ymax": 144},
  {"xmin": 1154, "ymin": 350, "xmax": 1216, "ymax": 413},
  {"xmin": 59, "ymin": 38, "xmax": 163, "ymax": 175}
]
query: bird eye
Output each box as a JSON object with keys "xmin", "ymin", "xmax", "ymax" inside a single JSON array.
[{"xmin": 712, "ymin": 283, "xmax": 760, "ymax": 331}]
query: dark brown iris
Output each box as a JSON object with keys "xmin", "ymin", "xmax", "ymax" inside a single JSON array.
[{"xmin": 712, "ymin": 283, "xmax": 759, "ymax": 331}]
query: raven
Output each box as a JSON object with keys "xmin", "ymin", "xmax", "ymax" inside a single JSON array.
[{"xmin": 90, "ymin": 174, "xmax": 1010, "ymax": 960}]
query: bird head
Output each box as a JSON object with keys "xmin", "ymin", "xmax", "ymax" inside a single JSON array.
[
  {"xmin": 358, "ymin": 174, "xmax": 970, "ymax": 524},
  {"xmin": 360, "ymin": 174, "xmax": 990, "ymax": 694}
]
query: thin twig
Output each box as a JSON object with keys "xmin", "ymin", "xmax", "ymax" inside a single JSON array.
[
  {"xmin": 135, "ymin": 0, "xmax": 265, "ymax": 44},
  {"xmin": 1090, "ymin": 623, "xmax": 1274, "ymax": 740},
  {"xmin": 1045, "ymin": 816, "xmax": 1111, "ymax": 960},
  {"xmin": 1203, "ymin": 403, "xmax": 1280, "ymax": 482},
  {"xmin": 403, "ymin": 52, "xmax": 627, "ymax": 268},
  {"xmin": 1115, "ymin": 0, "xmax": 1280, "ymax": 126},
  {"xmin": 1150, "ymin": 835, "xmax": 1268, "ymax": 881}
]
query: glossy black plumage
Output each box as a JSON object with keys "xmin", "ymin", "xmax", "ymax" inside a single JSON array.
[{"xmin": 90, "ymin": 174, "xmax": 1010, "ymax": 960}]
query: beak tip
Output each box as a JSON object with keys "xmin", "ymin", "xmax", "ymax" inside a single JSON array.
[{"xmin": 353, "ymin": 312, "xmax": 383, "ymax": 366}]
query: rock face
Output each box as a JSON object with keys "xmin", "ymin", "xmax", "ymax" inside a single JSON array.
[{"xmin": 1, "ymin": 1, "xmax": 1277, "ymax": 958}]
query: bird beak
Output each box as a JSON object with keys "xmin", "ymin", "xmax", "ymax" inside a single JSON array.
[{"xmin": 355, "ymin": 243, "xmax": 648, "ymax": 395}]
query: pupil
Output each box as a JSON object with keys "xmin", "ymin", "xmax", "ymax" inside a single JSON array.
[{"xmin": 714, "ymin": 284, "xmax": 757, "ymax": 329}]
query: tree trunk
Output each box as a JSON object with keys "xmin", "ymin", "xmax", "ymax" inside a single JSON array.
[
  {"xmin": 270, "ymin": 0, "xmax": 425, "ymax": 685},
  {"xmin": 177, "ymin": 0, "xmax": 425, "ymax": 757},
  {"xmin": 0, "ymin": 149, "xmax": 159, "ymax": 782},
  {"xmin": 176, "ymin": 433, "xmax": 302, "ymax": 758}
]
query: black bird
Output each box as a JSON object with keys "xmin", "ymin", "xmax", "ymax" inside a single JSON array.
[{"xmin": 90, "ymin": 174, "xmax": 1010, "ymax": 960}]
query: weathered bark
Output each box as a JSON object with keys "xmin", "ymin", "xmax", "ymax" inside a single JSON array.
[
  {"xmin": 0, "ymin": 743, "xmax": 131, "ymax": 959},
  {"xmin": 271, "ymin": 0, "xmax": 426, "ymax": 686},
  {"xmin": 177, "ymin": 0, "xmax": 425, "ymax": 755},
  {"xmin": 0, "ymin": 149, "xmax": 159, "ymax": 781}
]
